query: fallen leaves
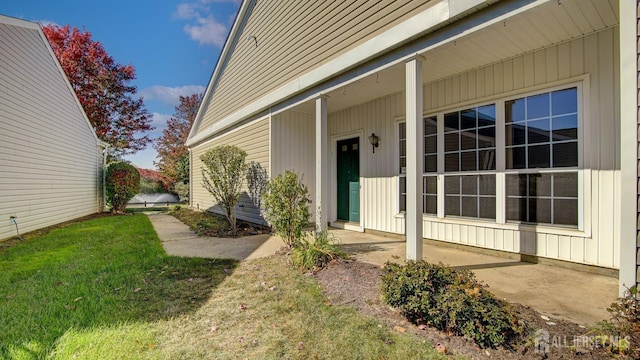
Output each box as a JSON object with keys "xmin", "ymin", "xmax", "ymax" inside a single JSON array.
[
  {"xmin": 239, "ymin": 303, "xmax": 248, "ymax": 310},
  {"xmin": 296, "ymin": 341, "xmax": 304, "ymax": 350},
  {"xmin": 393, "ymin": 325, "xmax": 407, "ymax": 333}
]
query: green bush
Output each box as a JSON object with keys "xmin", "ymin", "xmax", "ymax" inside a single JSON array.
[
  {"xmin": 261, "ymin": 170, "xmax": 310, "ymax": 248},
  {"xmin": 382, "ymin": 261, "xmax": 522, "ymax": 348},
  {"xmin": 106, "ymin": 162, "xmax": 140, "ymax": 213},
  {"xmin": 139, "ymin": 177, "xmax": 164, "ymax": 193},
  {"xmin": 173, "ymin": 182, "xmax": 189, "ymax": 202},
  {"xmin": 291, "ymin": 230, "xmax": 346, "ymax": 271},
  {"xmin": 200, "ymin": 145, "xmax": 247, "ymax": 234},
  {"xmin": 590, "ymin": 286, "xmax": 639, "ymax": 356}
]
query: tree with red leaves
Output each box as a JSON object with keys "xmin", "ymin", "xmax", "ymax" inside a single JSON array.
[
  {"xmin": 42, "ymin": 24, "xmax": 153, "ymax": 158},
  {"xmin": 153, "ymin": 93, "xmax": 203, "ymax": 184}
]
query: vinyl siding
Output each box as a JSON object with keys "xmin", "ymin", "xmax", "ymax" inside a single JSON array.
[
  {"xmin": 328, "ymin": 29, "xmax": 619, "ymax": 268},
  {"xmin": 0, "ymin": 21, "xmax": 100, "ymax": 241},
  {"xmin": 196, "ymin": 0, "xmax": 439, "ymax": 134},
  {"xmin": 191, "ymin": 118, "xmax": 269, "ymax": 224},
  {"xmin": 270, "ymin": 110, "xmax": 316, "ymax": 219}
]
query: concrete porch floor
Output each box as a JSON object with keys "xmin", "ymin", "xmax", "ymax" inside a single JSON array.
[{"xmin": 331, "ymin": 228, "xmax": 618, "ymax": 326}]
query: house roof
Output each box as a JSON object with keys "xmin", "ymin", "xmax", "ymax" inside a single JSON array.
[
  {"xmin": 0, "ymin": 14, "xmax": 100, "ymax": 145},
  {"xmin": 187, "ymin": 0, "xmax": 492, "ymax": 147}
]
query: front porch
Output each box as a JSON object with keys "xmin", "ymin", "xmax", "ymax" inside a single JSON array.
[{"xmin": 332, "ymin": 228, "xmax": 618, "ymax": 325}]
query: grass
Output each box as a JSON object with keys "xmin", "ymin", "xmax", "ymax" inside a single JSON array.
[{"xmin": 0, "ymin": 214, "xmax": 446, "ymax": 359}]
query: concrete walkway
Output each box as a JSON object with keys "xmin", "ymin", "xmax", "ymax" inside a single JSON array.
[{"xmin": 147, "ymin": 213, "xmax": 618, "ymax": 325}]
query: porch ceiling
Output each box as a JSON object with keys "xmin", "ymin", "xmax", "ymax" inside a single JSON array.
[{"xmin": 292, "ymin": 0, "xmax": 618, "ymax": 115}]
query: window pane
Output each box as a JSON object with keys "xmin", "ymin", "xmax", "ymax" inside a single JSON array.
[
  {"xmin": 506, "ymin": 147, "xmax": 526, "ymax": 169},
  {"xmin": 506, "ymin": 98, "xmax": 525, "ymax": 122},
  {"xmin": 529, "ymin": 173, "xmax": 551, "ymax": 197},
  {"xmin": 527, "ymin": 93, "xmax": 549, "ymax": 119},
  {"xmin": 424, "ymin": 138, "xmax": 437, "ymax": 154},
  {"xmin": 554, "ymin": 199, "xmax": 578, "ymax": 225},
  {"xmin": 479, "ymin": 175, "xmax": 496, "ymax": 195},
  {"xmin": 460, "ymin": 151, "xmax": 477, "ymax": 171},
  {"xmin": 528, "ymin": 144, "xmax": 550, "ymax": 168},
  {"xmin": 477, "ymin": 126, "xmax": 495, "ymax": 148},
  {"xmin": 552, "ymin": 115, "xmax": 578, "ymax": 141},
  {"xmin": 424, "ymin": 155, "xmax": 437, "ymax": 173},
  {"xmin": 445, "ymin": 176, "xmax": 459, "ymax": 194},
  {"xmin": 477, "ymin": 105, "xmax": 496, "ymax": 125},
  {"xmin": 399, "ymin": 122, "xmax": 406, "ymax": 138},
  {"xmin": 399, "ymin": 140, "xmax": 406, "ymax": 156},
  {"xmin": 551, "ymin": 88, "xmax": 577, "ymax": 115},
  {"xmin": 478, "ymin": 149, "xmax": 496, "ymax": 170},
  {"xmin": 445, "ymin": 196, "xmax": 460, "ymax": 216},
  {"xmin": 553, "ymin": 142, "xmax": 578, "ymax": 167},
  {"xmin": 461, "ymin": 109, "xmax": 476, "ymax": 129},
  {"xmin": 425, "ymin": 195, "xmax": 437, "ymax": 214},
  {"xmin": 460, "ymin": 130, "xmax": 477, "ymax": 150},
  {"xmin": 425, "ymin": 176, "xmax": 437, "ymax": 194},
  {"xmin": 461, "ymin": 175, "xmax": 478, "ymax": 195},
  {"xmin": 444, "ymin": 112, "xmax": 459, "ymax": 131},
  {"xmin": 445, "ymin": 153, "xmax": 459, "ymax": 172},
  {"xmin": 506, "ymin": 124, "xmax": 526, "ymax": 145},
  {"xmin": 530, "ymin": 198, "xmax": 551, "ymax": 224},
  {"xmin": 506, "ymin": 198, "xmax": 527, "ymax": 221},
  {"xmin": 445, "ymin": 133, "xmax": 459, "ymax": 152},
  {"xmin": 527, "ymin": 119, "xmax": 551, "ymax": 144},
  {"xmin": 506, "ymin": 174, "xmax": 526, "ymax": 197},
  {"xmin": 399, "ymin": 177, "xmax": 406, "ymax": 212},
  {"xmin": 479, "ymin": 197, "xmax": 496, "ymax": 219},
  {"xmin": 553, "ymin": 172, "xmax": 578, "ymax": 198},
  {"xmin": 424, "ymin": 117, "xmax": 437, "ymax": 135},
  {"xmin": 400, "ymin": 195, "xmax": 406, "ymax": 212},
  {"xmin": 461, "ymin": 197, "xmax": 478, "ymax": 217}
]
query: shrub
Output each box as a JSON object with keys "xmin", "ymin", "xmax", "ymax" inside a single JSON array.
[
  {"xmin": 590, "ymin": 286, "xmax": 639, "ymax": 356},
  {"xmin": 106, "ymin": 162, "xmax": 140, "ymax": 213},
  {"xmin": 139, "ymin": 177, "xmax": 164, "ymax": 193},
  {"xmin": 382, "ymin": 261, "xmax": 522, "ymax": 348},
  {"xmin": 246, "ymin": 161, "xmax": 268, "ymax": 209},
  {"xmin": 291, "ymin": 230, "xmax": 346, "ymax": 271},
  {"xmin": 261, "ymin": 170, "xmax": 310, "ymax": 248},
  {"xmin": 200, "ymin": 145, "xmax": 247, "ymax": 234},
  {"xmin": 173, "ymin": 182, "xmax": 189, "ymax": 202}
]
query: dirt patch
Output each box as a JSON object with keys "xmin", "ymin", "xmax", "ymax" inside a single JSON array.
[
  {"xmin": 169, "ymin": 208, "xmax": 271, "ymax": 238},
  {"xmin": 315, "ymin": 258, "xmax": 622, "ymax": 359}
]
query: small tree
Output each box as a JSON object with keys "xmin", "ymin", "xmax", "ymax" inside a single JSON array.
[
  {"xmin": 246, "ymin": 161, "xmax": 268, "ymax": 209},
  {"xmin": 200, "ymin": 145, "xmax": 247, "ymax": 234},
  {"xmin": 261, "ymin": 170, "xmax": 310, "ymax": 248},
  {"xmin": 106, "ymin": 162, "xmax": 140, "ymax": 213}
]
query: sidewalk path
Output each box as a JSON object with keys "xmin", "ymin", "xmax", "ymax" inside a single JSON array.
[{"xmin": 146, "ymin": 213, "xmax": 283, "ymax": 260}]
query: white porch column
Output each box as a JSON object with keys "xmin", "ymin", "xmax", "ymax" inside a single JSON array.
[
  {"xmin": 405, "ymin": 56, "xmax": 424, "ymax": 260},
  {"xmin": 315, "ymin": 96, "xmax": 329, "ymax": 231},
  {"xmin": 618, "ymin": 0, "xmax": 638, "ymax": 296}
]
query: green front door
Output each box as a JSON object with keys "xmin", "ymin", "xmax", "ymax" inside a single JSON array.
[{"xmin": 337, "ymin": 137, "xmax": 359, "ymax": 222}]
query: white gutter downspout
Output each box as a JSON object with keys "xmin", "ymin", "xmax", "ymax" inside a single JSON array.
[{"xmin": 101, "ymin": 142, "xmax": 110, "ymax": 212}]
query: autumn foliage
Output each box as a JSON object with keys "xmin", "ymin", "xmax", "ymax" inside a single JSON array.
[
  {"xmin": 154, "ymin": 93, "xmax": 203, "ymax": 184},
  {"xmin": 106, "ymin": 162, "xmax": 140, "ymax": 213},
  {"xmin": 42, "ymin": 24, "xmax": 153, "ymax": 157}
]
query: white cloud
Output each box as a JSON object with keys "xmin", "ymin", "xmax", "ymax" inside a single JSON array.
[
  {"xmin": 37, "ymin": 19, "xmax": 60, "ymax": 27},
  {"xmin": 174, "ymin": 0, "xmax": 239, "ymax": 47},
  {"xmin": 150, "ymin": 112, "xmax": 172, "ymax": 129},
  {"xmin": 139, "ymin": 85, "xmax": 206, "ymax": 106},
  {"xmin": 184, "ymin": 16, "xmax": 227, "ymax": 47}
]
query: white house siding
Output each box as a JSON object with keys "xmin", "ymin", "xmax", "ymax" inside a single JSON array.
[
  {"xmin": 191, "ymin": 118, "xmax": 269, "ymax": 224},
  {"xmin": 196, "ymin": 0, "xmax": 440, "ymax": 133},
  {"xmin": 270, "ymin": 110, "xmax": 317, "ymax": 219},
  {"xmin": 328, "ymin": 28, "xmax": 620, "ymax": 269},
  {"xmin": 0, "ymin": 19, "xmax": 100, "ymax": 241}
]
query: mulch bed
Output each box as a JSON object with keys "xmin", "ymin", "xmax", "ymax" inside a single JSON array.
[{"xmin": 315, "ymin": 258, "xmax": 626, "ymax": 359}]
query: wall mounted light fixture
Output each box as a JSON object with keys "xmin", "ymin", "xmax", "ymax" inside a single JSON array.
[{"xmin": 368, "ymin": 133, "xmax": 380, "ymax": 153}]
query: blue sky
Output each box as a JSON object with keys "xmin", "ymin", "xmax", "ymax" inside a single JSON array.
[{"xmin": 0, "ymin": 0, "xmax": 242, "ymax": 169}]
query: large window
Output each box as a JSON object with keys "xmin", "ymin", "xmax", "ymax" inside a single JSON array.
[
  {"xmin": 398, "ymin": 116, "xmax": 437, "ymax": 214},
  {"xmin": 505, "ymin": 87, "xmax": 578, "ymax": 226},
  {"xmin": 397, "ymin": 84, "xmax": 580, "ymax": 228}
]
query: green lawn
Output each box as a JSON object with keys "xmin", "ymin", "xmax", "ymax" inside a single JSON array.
[{"xmin": 0, "ymin": 214, "xmax": 445, "ymax": 359}]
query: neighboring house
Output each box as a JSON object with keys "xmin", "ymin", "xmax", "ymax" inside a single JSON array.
[
  {"xmin": 187, "ymin": 0, "xmax": 639, "ymax": 295},
  {"xmin": 0, "ymin": 15, "xmax": 106, "ymax": 241}
]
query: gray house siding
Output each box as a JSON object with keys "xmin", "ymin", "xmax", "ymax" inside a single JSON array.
[{"xmin": 0, "ymin": 16, "xmax": 102, "ymax": 240}]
